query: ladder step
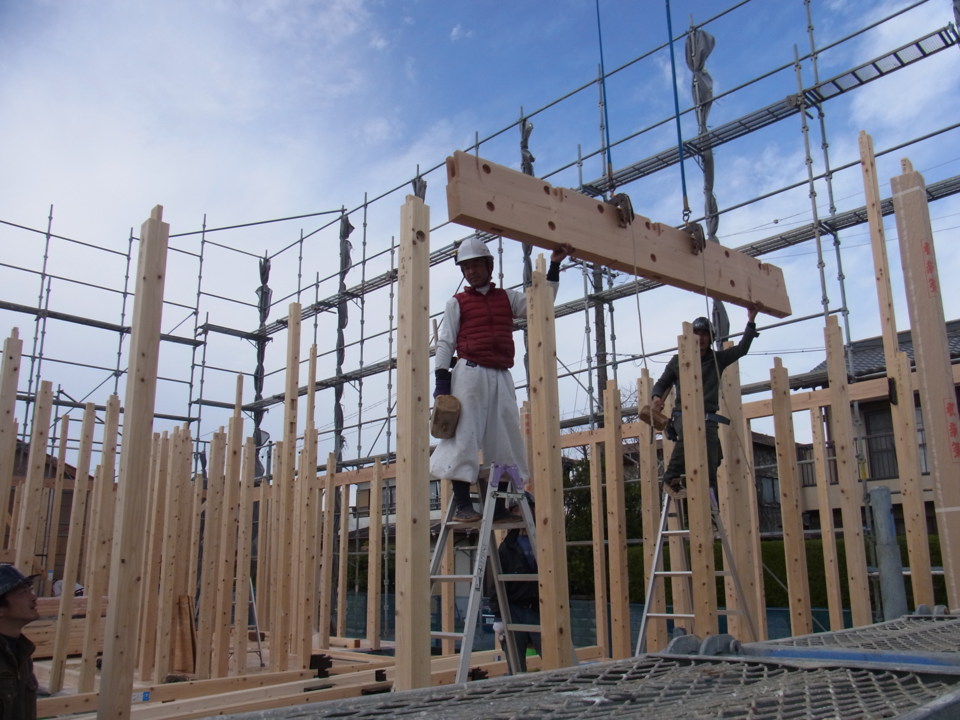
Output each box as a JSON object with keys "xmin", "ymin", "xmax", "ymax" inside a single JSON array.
[
  {"xmin": 654, "ymin": 570, "xmax": 692, "ymax": 577},
  {"xmin": 662, "ymin": 529, "xmax": 689, "ymax": 537},
  {"xmin": 498, "ymin": 574, "xmax": 538, "ymax": 582},
  {"xmin": 645, "ymin": 612, "xmax": 695, "ymax": 619},
  {"xmin": 430, "ymin": 631, "xmax": 465, "ymax": 640},
  {"xmin": 430, "ymin": 574, "xmax": 475, "ymax": 582},
  {"xmin": 506, "ymin": 623, "xmax": 540, "ymax": 633}
]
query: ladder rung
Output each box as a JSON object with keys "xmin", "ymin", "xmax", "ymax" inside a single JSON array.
[
  {"xmin": 506, "ymin": 623, "xmax": 540, "ymax": 632},
  {"xmin": 655, "ymin": 570, "xmax": 692, "ymax": 577},
  {"xmin": 430, "ymin": 631, "xmax": 464, "ymax": 639},
  {"xmin": 431, "ymin": 574, "xmax": 474, "ymax": 582},
  {"xmin": 662, "ymin": 529, "xmax": 689, "ymax": 536},
  {"xmin": 497, "ymin": 574, "xmax": 538, "ymax": 582},
  {"xmin": 645, "ymin": 612, "xmax": 695, "ymax": 619}
]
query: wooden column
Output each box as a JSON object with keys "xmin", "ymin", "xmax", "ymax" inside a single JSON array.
[
  {"xmin": 438, "ymin": 476, "xmax": 455, "ymax": 656},
  {"xmin": 770, "ymin": 357, "xmax": 812, "ymax": 636},
  {"xmin": 717, "ymin": 345, "xmax": 764, "ymax": 642},
  {"xmin": 137, "ymin": 431, "xmax": 169, "ymax": 680},
  {"xmin": 45, "ymin": 416, "xmax": 71, "ymax": 595},
  {"xmin": 234, "ymin": 437, "xmax": 256, "ymax": 674},
  {"xmin": 48, "ymin": 402, "xmax": 96, "ymax": 693},
  {"xmin": 892, "ymin": 158, "xmax": 960, "ymax": 610},
  {"xmin": 336, "ymin": 484, "xmax": 350, "ymax": 638},
  {"xmin": 318, "ymin": 455, "xmax": 336, "ymax": 650},
  {"xmin": 365, "ymin": 460, "xmax": 383, "ymax": 651},
  {"xmin": 637, "ymin": 370, "xmax": 667, "ymax": 652},
  {"xmin": 824, "ymin": 315, "xmax": 872, "ymax": 626},
  {"xmin": 860, "ymin": 132, "xmax": 932, "ymax": 607},
  {"xmin": 0, "ymin": 328, "xmax": 22, "ymax": 547},
  {"xmin": 811, "ymin": 408, "xmax": 844, "ymax": 630},
  {"xmin": 393, "ymin": 195, "xmax": 432, "ymax": 690},
  {"xmin": 602, "ymin": 381, "xmax": 630, "ymax": 659},
  {"xmin": 213, "ymin": 407, "xmax": 243, "ymax": 677},
  {"xmin": 79, "ymin": 394, "xmax": 119, "ymax": 693},
  {"xmin": 676, "ymin": 323, "xmax": 717, "ymax": 639},
  {"xmin": 98, "ymin": 204, "xmax": 169, "ymax": 718},
  {"xmin": 14, "ymin": 379, "xmax": 53, "ymax": 574},
  {"xmin": 588, "ymin": 441, "xmax": 610, "ymax": 657},
  {"xmin": 196, "ymin": 429, "xmax": 226, "ymax": 679},
  {"xmin": 298, "ymin": 347, "xmax": 319, "ymax": 664},
  {"xmin": 526, "ymin": 255, "xmax": 574, "ymax": 669}
]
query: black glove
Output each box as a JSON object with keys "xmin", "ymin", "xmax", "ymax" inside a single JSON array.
[
  {"xmin": 665, "ymin": 418, "xmax": 679, "ymax": 442},
  {"xmin": 434, "ymin": 369, "xmax": 451, "ymax": 398}
]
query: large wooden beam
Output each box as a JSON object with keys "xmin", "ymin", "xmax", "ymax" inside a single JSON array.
[
  {"xmin": 602, "ymin": 381, "xmax": 630, "ymax": 659},
  {"xmin": 445, "ymin": 150, "xmax": 791, "ymax": 317}
]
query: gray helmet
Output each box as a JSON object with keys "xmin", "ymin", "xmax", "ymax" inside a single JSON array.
[
  {"xmin": 456, "ymin": 235, "xmax": 493, "ymax": 265},
  {"xmin": 692, "ymin": 316, "xmax": 713, "ymax": 339}
]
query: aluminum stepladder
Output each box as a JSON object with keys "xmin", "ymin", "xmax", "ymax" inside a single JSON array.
[
  {"xmin": 635, "ymin": 485, "xmax": 757, "ymax": 655},
  {"xmin": 428, "ymin": 463, "xmax": 538, "ymax": 682}
]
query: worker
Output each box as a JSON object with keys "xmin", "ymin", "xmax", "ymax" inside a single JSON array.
[
  {"xmin": 487, "ymin": 492, "xmax": 540, "ymax": 672},
  {"xmin": 0, "ymin": 565, "xmax": 40, "ymax": 718},
  {"xmin": 430, "ymin": 235, "xmax": 573, "ymax": 521},
  {"xmin": 651, "ymin": 306, "xmax": 759, "ymax": 493}
]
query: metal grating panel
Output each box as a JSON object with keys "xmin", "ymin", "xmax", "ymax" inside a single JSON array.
[
  {"xmin": 213, "ymin": 654, "xmax": 960, "ymax": 719},
  {"xmin": 761, "ymin": 615, "xmax": 960, "ymax": 656}
]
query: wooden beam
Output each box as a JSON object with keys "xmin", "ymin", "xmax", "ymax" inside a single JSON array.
[
  {"xmin": 824, "ymin": 316, "xmax": 872, "ymax": 626},
  {"xmin": 137, "ymin": 431, "xmax": 169, "ymax": 681},
  {"xmin": 393, "ymin": 195, "xmax": 432, "ymax": 690},
  {"xmin": 298, "ymin": 349, "xmax": 319, "ymax": 665},
  {"xmin": 99, "ymin": 204, "xmax": 170, "ymax": 718},
  {"xmin": 892, "ymin": 158, "xmax": 960, "ymax": 611},
  {"xmin": 0, "ymin": 328, "xmax": 21, "ymax": 548},
  {"xmin": 445, "ymin": 150, "xmax": 791, "ymax": 317},
  {"xmin": 526, "ymin": 255, "xmax": 574, "ymax": 669},
  {"xmin": 45, "ymin": 415, "xmax": 71, "ymax": 595},
  {"xmin": 770, "ymin": 357, "xmax": 812, "ymax": 636},
  {"xmin": 336, "ymin": 483, "xmax": 350, "ymax": 638},
  {"xmin": 234, "ymin": 437, "xmax": 256, "ymax": 673},
  {"xmin": 318, "ymin": 454, "xmax": 336, "ymax": 650}
]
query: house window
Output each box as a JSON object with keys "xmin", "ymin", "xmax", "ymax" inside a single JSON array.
[{"xmin": 864, "ymin": 409, "xmax": 897, "ymax": 480}]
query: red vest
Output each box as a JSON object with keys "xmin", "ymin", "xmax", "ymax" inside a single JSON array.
[{"xmin": 455, "ymin": 285, "xmax": 515, "ymax": 369}]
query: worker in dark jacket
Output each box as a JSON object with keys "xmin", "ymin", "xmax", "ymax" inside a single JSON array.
[
  {"xmin": 487, "ymin": 493, "xmax": 540, "ymax": 672},
  {"xmin": 651, "ymin": 307, "xmax": 758, "ymax": 493},
  {"xmin": 0, "ymin": 565, "xmax": 40, "ymax": 719}
]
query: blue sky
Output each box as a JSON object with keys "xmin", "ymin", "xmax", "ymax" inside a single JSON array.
[{"xmin": 1, "ymin": 0, "xmax": 958, "ymax": 455}]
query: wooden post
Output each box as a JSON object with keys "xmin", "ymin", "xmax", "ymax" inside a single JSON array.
[
  {"xmin": 393, "ymin": 195, "xmax": 432, "ymax": 690},
  {"xmin": 137, "ymin": 431, "xmax": 169, "ymax": 680},
  {"xmin": 78, "ymin": 393, "xmax": 119, "ymax": 693},
  {"xmin": 588, "ymin": 441, "xmax": 610, "ymax": 657},
  {"xmin": 45, "ymin": 415, "xmax": 70, "ymax": 595},
  {"xmin": 811, "ymin": 408, "xmax": 844, "ymax": 630},
  {"xmin": 602, "ymin": 381, "xmax": 630, "ymax": 659},
  {"xmin": 298, "ymin": 348, "xmax": 319, "ymax": 664},
  {"xmin": 526, "ymin": 254, "xmax": 574, "ymax": 669},
  {"xmin": 234, "ymin": 437, "xmax": 256, "ymax": 674},
  {"xmin": 637, "ymin": 370, "xmax": 667, "ymax": 652},
  {"xmin": 98, "ymin": 204, "xmax": 169, "ymax": 718},
  {"xmin": 336, "ymin": 484, "xmax": 350, "ymax": 638},
  {"xmin": 213, "ymin": 410, "xmax": 243, "ymax": 677},
  {"xmin": 365, "ymin": 460, "xmax": 383, "ymax": 651},
  {"xmin": 155, "ymin": 427, "xmax": 188, "ymax": 681},
  {"xmin": 770, "ymin": 357, "xmax": 812, "ymax": 636},
  {"xmin": 438, "ymin": 476, "xmax": 455, "ymax": 656},
  {"xmin": 860, "ymin": 132, "xmax": 933, "ymax": 607},
  {"xmin": 717, "ymin": 351, "xmax": 765, "ymax": 641},
  {"xmin": 14, "ymin": 379, "xmax": 54, "ymax": 575},
  {"xmin": 892, "ymin": 158, "xmax": 960, "ymax": 610},
  {"xmin": 676, "ymin": 324, "xmax": 717, "ymax": 639},
  {"xmin": 0, "ymin": 328, "xmax": 22, "ymax": 548},
  {"xmin": 824, "ymin": 315, "xmax": 872, "ymax": 626},
  {"xmin": 268, "ymin": 440, "xmax": 285, "ymax": 671},
  {"xmin": 318, "ymin": 455, "xmax": 336, "ymax": 649},
  {"xmin": 196, "ymin": 429, "xmax": 226, "ymax": 679},
  {"xmin": 48, "ymin": 403, "xmax": 96, "ymax": 693}
]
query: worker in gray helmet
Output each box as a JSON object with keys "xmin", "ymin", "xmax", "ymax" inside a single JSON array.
[
  {"xmin": 0, "ymin": 564, "xmax": 41, "ymax": 718},
  {"xmin": 430, "ymin": 235, "xmax": 573, "ymax": 521},
  {"xmin": 651, "ymin": 306, "xmax": 759, "ymax": 494}
]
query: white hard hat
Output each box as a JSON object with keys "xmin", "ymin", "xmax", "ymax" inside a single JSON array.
[{"xmin": 456, "ymin": 235, "xmax": 492, "ymax": 265}]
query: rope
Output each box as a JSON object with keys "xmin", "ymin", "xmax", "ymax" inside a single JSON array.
[
  {"xmin": 594, "ymin": 0, "xmax": 616, "ymax": 193},
  {"xmin": 664, "ymin": 0, "xmax": 691, "ymax": 221}
]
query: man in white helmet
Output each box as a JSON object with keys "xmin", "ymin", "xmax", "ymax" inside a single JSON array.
[
  {"xmin": 651, "ymin": 306, "xmax": 758, "ymax": 494},
  {"xmin": 430, "ymin": 235, "xmax": 573, "ymax": 521}
]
